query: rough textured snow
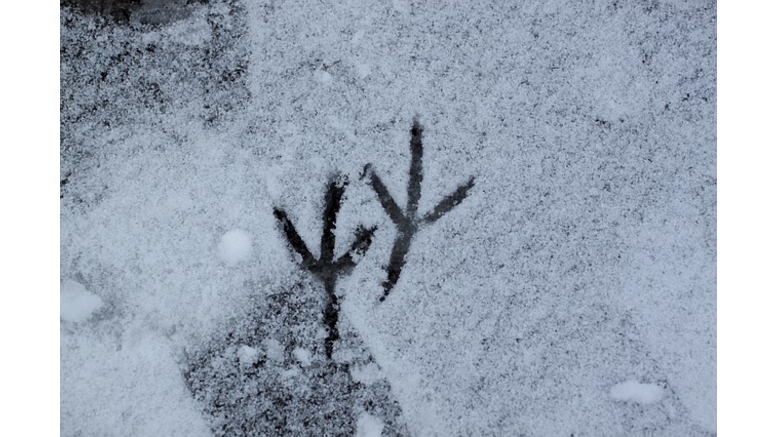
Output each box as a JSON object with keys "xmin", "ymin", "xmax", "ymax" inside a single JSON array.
[{"xmin": 60, "ymin": 0, "xmax": 716, "ymax": 435}]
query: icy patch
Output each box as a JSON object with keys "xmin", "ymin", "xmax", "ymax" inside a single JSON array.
[
  {"xmin": 355, "ymin": 412, "xmax": 385, "ymax": 437},
  {"xmin": 217, "ymin": 229, "xmax": 253, "ymax": 266},
  {"xmin": 60, "ymin": 280, "xmax": 103, "ymax": 323},
  {"xmin": 293, "ymin": 347, "xmax": 312, "ymax": 367},
  {"xmin": 610, "ymin": 380, "xmax": 664, "ymax": 405}
]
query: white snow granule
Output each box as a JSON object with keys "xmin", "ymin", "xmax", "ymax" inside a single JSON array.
[
  {"xmin": 60, "ymin": 279, "xmax": 103, "ymax": 323},
  {"xmin": 350, "ymin": 362, "xmax": 382, "ymax": 385},
  {"xmin": 217, "ymin": 229, "xmax": 253, "ymax": 266},
  {"xmin": 609, "ymin": 380, "xmax": 664, "ymax": 405},
  {"xmin": 237, "ymin": 345, "xmax": 259, "ymax": 366},
  {"xmin": 293, "ymin": 347, "xmax": 312, "ymax": 367},
  {"xmin": 355, "ymin": 63, "xmax": 371, "ymax": 79},
  {"xmin": 355, "ymin": 412, "xmax": 385, "ymax": 437},
  {"xmin": 281, "ymin": 368, "xmax": 300, "ymax": 379},
  {"xmin": 263, "ymin": 338, "xmax": 284, "ymax": 362}
]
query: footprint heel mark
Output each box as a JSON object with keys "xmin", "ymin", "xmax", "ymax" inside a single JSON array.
[
  {"xmin": 363, "ymin": 117, "xmax": 475, "ymax": 301},
  {"xmin": 273, "ymin": 174, "xmax": 377, "ymax": 360}
]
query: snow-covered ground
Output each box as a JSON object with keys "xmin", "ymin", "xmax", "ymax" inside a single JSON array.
[{"xmin": 60, "ymin": 0, "xmax": 716, "ymax": 435}]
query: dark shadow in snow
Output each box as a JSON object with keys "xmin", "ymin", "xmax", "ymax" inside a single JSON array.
[
  {"xmin": 363, "ymin": 118, "xmax": 475, "ymax": 301},
  {"xmin": 184, "ymin": 283, "xmax": 409, "ymax": 437}
]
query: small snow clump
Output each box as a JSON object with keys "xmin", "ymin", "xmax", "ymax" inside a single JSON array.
[
  {"xmin": 293, "ymin": 347, "xmax": 312, "ymax": 367},
  {"xmin": 610, "ymin": 380, "xmax": 664, "ymax": 405},
  {"xmin": 60, "ymin": 279, "xmax": 103, "ymax": 323},
  {"xmin": 217, "ymin": 229, "xmax": 253, "ymax": 266},
  {"xmin": 355, "ymin": 412, "xmax": 385, "ymax": 437},
  {"xmin": 263, "ymin": 338, "xmax": 284, "ymax": 362},
  {"xmin": 237, "ymin": 345, "xmax": 259, "ymax": 366}
]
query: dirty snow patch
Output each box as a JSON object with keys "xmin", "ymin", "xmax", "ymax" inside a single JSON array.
[
  {"xmin": 610, "ymin": 380, "xmax": 664, "ymax": 405},
  {"xmin": 355, "ymin": 412, "xmax": 385, "ymax": 437},
  {"xmin": 61, "ymin": 279, "xmax": 103, "ymax": 323},
  {"xmin": 217, "ymin": 229, "xmax": 253, "ymax": 266}
]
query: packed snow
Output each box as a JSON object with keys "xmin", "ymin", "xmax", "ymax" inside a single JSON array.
[
  {"xmin": 293, "ymin": 347, "xmax": 312, "ymax": 367},
  {"xmin": 217, "ymin": 229, "xmax": 253, "ymax": 266},
  {"xmin": 262, "ymin": 338, "xmax": 284, "ymax": 362},
  {"xmin": 610, "ymin": 380, "xmax": 665, "ymax": 405},
  {"xmin": 237, "ymin": 344, "xmax": 259, "ymax": 366},
  {"xmin": 356, "ymin": 412, "xmax": 386, "ymax": 437},
  {"xmin": 60, "ymin": 0, "xmax": 716, "ymax": 435},
  {"xmin": 60, "ymin": 279, "xmax": 103, "ymax": 323}
]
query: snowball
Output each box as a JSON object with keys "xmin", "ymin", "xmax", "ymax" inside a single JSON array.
[
  {"xmin": 217, "ymin": 229, "xmax": 253, "ymax": 266},
  {"xmin": 262, "ymin": 338, "xmax": 284, "ymax": 362},
  {"xmin": 61, "ymin": 279, "xmax": 103, "ymax": 323},
  {"xmin": 293, "ymin": 347, "xmax": 312, "ymax": 367},
  {"xmin": 609, "ymin": 380, "xmax": 664, "ymax": 405},
  {"xmin": 355, "ymin": 412, "xmax": 385, "ymax": 437}
]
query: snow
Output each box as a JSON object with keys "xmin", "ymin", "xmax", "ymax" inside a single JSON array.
[
  {"xmin": 60, "ymin": 279, "xmax": 103, "ymax": 323},
  {"xmin": 351, "ymin": 362, "xmax": 383, "ymax": 385},
  {"xmin": 237, "ymin": 344, "xmax": 259, "ymax": 366},
  {"xmin": 263, "ymin": 338, "xmax": 285, "ymax": 362},
  {"xmin": 610, "ymin": 380, "xmax": 664, "ymax": 405},
  {"xmin": 293, "ymin": 347, "xmax": 312, "ymax": 367},
  {"xmin": 61, "ymin": 324, "xmax": 211, "ymax": 437},
  {"xmin": 356, "ymin": 412, "xmax": 385, "ymax": 437},
  {"xmin": 216, "ymin": 229, "xmax": 253, "ymax": 266},
  {"xmin": 60, "ymin": 0, "xmax": 716, "ymax": 435}
]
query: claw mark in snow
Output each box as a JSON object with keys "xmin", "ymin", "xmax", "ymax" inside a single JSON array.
[
  {"xmin": 273, "ymin": 175, "xmax": 377, "ymax": 360},
  {"xmin": 363, "ymin": 117, "xmax": 475, "ymax": 301}
]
